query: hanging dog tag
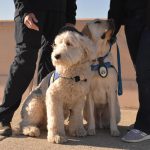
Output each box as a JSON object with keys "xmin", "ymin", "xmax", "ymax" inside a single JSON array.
[{"xmin": 98, "ymin": 65, "xmax": 108, "ymax": 78}]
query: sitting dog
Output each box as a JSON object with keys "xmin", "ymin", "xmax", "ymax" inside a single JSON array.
[
  {"xmin": 20, "ymin": 26, "xmax": 97, "ymax": 143},
  {"xmin": 82, "ymin": 19, "xmax": 121, "ymax": 136}
]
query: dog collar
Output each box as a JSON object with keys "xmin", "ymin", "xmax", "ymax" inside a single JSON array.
[
  {"xmin": 91, "ymin": 43, "xmax": 115, "ymax": 78},
  {"xmin": 60, "ymin": 75, "xmax": 87, "ymax": 82},
  {"xmin": 49, "ymin": 71, "xmax": 87, "ymax": 85}
]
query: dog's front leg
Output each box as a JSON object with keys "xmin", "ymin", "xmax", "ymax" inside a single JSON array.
[
  {"xmin": 46, "ymin": 90, "xmax": 67, "ymax": 144},
  {"xmin": 69, "ymin": 100, "xmax": 87, "ymax": 137},
  {"xmin": 84, "ymin": 93, "xmax": 96, "ymax": 135},
  {"xmin": 108, "ymin": 90, "xmax": 120, "ymax": 136}
]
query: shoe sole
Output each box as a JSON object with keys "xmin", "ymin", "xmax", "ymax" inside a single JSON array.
[{"xmin": 121, "ymin": 135, "xmax": 150, "ymax": 143}]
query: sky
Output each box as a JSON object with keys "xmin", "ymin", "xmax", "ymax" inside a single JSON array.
[{"xmin": 0, "ymin": 0, "xmax": 110, "ymax": 20}]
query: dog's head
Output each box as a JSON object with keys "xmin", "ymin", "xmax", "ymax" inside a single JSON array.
[
  {"xmin": 82, "ymin": 19, "xmax": 115, "ymax": 44},
  {"xmin": 51, "ymin": 30, "xmax": 96, "ymax": 69}
]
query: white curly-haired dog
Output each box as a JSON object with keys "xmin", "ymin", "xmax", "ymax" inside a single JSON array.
[
  {"xmin": 20, "ymin": 26, "xmax": 97, "ymax": 144},
  {"xmin": 82, "ymin": 19, "xmax": 121, "ymax": 136}
]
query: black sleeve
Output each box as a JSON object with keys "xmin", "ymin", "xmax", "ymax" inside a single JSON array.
[
  {"xmin": 108, "ymin": 0, "xmax": 125, "ymax": 35},
  {"xmin": 13, "ymin": 0, "xmax": 31, "ymax": 16},
  {"xmin": 146, "ymin": 0, "xmax": 150, "ymax": 27},
  {"xmin": 66, "ymin": 0, "xmax": 77, "ymax": 25}
]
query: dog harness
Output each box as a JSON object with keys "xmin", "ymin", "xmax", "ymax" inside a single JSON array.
[
  {"xmin": 91, "ymin": 41, "xmax": 123, "ymax": 96},
  {"xmin": 91, "ymin": 62, "xmax": 116, "ymax": 78}
]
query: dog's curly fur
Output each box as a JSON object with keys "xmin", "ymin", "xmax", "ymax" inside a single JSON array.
[
  {"xmin": 20, "ymin": 29, "xmax": 97, "ymax": 143},
  {"xmin": 82, "ymin": 19, "xmax": 121, "ymax": 136},
  {"xmin": 20, "ymin": 74, "xmax": 50, "ymax": 137}
]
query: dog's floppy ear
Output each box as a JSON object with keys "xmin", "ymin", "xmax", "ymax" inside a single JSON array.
[{"xmin": 82, "ymin": 24, "xmax": 93, "ymax": 40}]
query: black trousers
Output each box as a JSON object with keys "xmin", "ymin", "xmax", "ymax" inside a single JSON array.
[
  {"xmin": 0, "ymin": 11, "xmax": 65, "ymax": 125},
  {"xmin": 125, "ymin": 14, "xmax": 150, "ymax": 134}
]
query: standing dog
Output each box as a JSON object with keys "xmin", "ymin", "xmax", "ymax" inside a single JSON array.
[
  {"xmin": 82, "ymin": 19, "xmax": 121, "ymax": 136},
  {"xmin": 20, "ymin": 27, "xmax": 97, "ymax": 144}
]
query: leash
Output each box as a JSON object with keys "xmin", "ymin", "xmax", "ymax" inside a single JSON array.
[
  {"xmin": 116, "ymin": 42, "xmax": 123, "ymax": 95},
  {"xmin": 91, "ymin": 40, "xmax": 123, "ymax": 96},
  {"xmin": 110, "ymin": 40, "xmax": 123, "ymax": 96},
  {"xmin": 110, "ymin": 37, "xmax": 123, "ymax": 95}
]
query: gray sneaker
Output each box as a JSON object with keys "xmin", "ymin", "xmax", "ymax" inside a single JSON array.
[
  {"xmin": 0, "ymin": 123, "xmax": 12, "ymax": 137},
  {"xmin": 122, "ymin": 129, "xmax": 150, "ymax": 143}
]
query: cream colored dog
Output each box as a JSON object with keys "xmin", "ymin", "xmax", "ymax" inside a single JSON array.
[
  {"xmin": 82, "ymin": 19, "xmax": 121, "ymax": 136},
  {"xmin": 20, "ymin": 28, "xmax": 97, "ymax": 144},
  {"xmin": 46, "ymin": 30, "xmax": 96, "ymax": 143}
]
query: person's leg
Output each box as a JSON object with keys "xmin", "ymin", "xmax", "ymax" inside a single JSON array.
[
  {"xmin": 121, "ymin": 14, "xmax": 150, "ymax": 142},
  {"xmin": 122, "ymin": 27, "xmax": 150, "ymax": 142},
  {"xmin": 0, "ymin": 14, "xmax": 44, "ymax": 136},
  {"xmin": 37, "ymin": 37, "xmax": 54, "ymax": 84},
  {"xmin": 134, "ymin": 27, "xmax": 150, "ymax": 134},
  {"xmin": 37, "ymin": 12, "xmax": 66, "ymax": 83}
]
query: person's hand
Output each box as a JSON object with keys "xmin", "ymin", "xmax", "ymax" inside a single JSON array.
[
  {"xmin": 65, "ymin": 23, "xmax": 75, "ymax": 27},
  {"xmin": 24, "ymin": 13, "xmax": 39, "ymax": 31}
]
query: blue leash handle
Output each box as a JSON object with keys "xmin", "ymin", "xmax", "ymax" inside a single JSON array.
[{"xmin": 116, "ymin": 43, "xmax": 123, "ymax": 95}]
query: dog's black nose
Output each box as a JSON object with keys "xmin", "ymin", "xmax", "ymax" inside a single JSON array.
[{"xmin": 55, "ymin": 54, "xmax": 61, "ymax": 59}]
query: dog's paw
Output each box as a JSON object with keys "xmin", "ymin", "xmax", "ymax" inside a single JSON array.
[
  {"xmin": 111, "ymin": 129, "xmax": 120, "ymax": 137},
  {"xmin": 87, "ymin": 128, "xmax": 96, "ymax": 136},
  {"xmin": 69, "ymin": 127, "xmax": 87, "ymax": 137},
  {"xmin": 47, "ymin": 135, "xmax": 68, "ymax": 144},
  {"xmin": 22, "ymin": 126, "xmax": 40, "ymax": 137}
]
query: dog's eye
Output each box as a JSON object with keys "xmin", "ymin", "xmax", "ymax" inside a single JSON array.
[
  {"xmin": 94, "ymin": 20, "xmax": 101, "ymax": 24},
  {"xmin": 66, "ymin": 41, "xmax": 72, "ymax": 46},
  {"xmin": 52, "ymin": 43, "xmax": 56, "ymax": 47}
]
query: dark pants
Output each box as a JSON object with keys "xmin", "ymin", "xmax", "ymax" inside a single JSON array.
[
  {"xmin": 125, "ymin": 15, "xmax": 150, "ymax": 134},
  {"xmin": 0, "ymin": 11, "xmax": 65, "ymax": 125}
]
